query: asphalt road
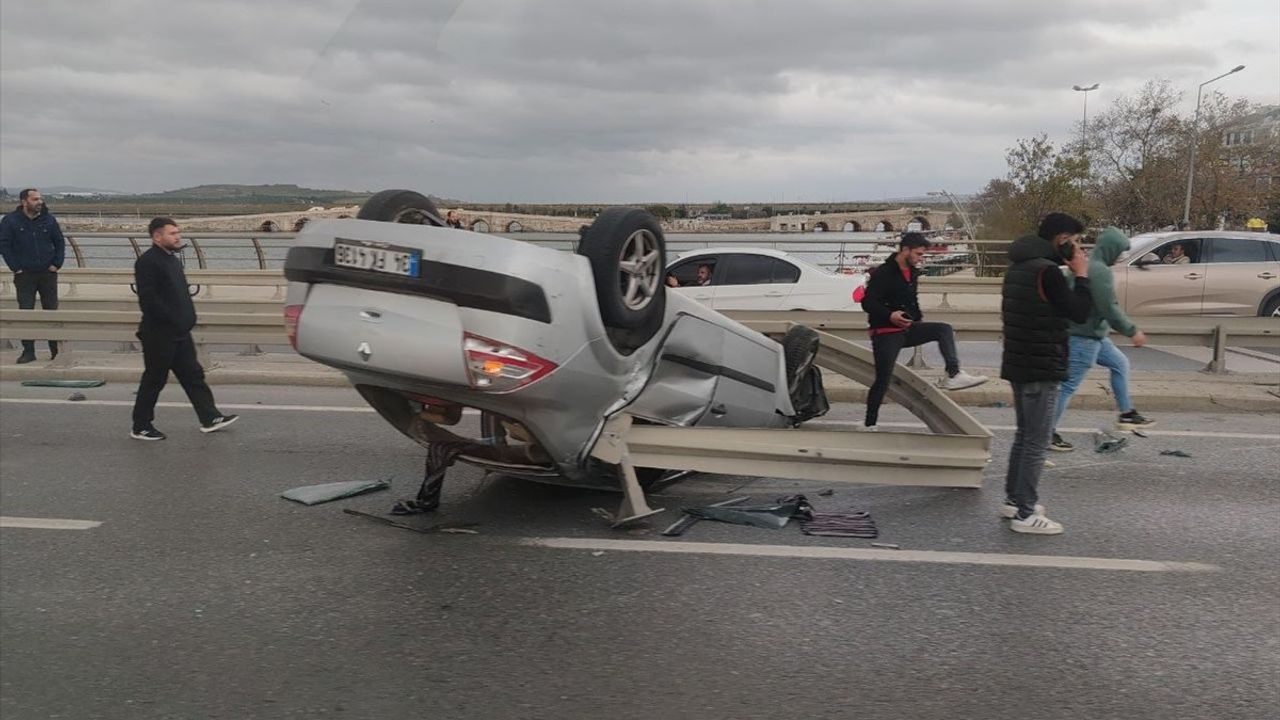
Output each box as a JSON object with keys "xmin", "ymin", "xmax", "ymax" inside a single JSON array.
[{"xmin": 1, "ymin": 383, "xmax": 1278, "ymax": 720}]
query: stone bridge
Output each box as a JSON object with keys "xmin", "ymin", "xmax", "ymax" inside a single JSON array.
[{"xmin": 769, "ymin": 208, "xmax": 950, "ymax": 233}]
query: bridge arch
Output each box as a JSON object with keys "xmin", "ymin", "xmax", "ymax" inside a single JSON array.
[
  {"xmin": 470, "ymin": 219, "xmax": 490, "ymax": 233},
  {"xmin": 907, "ymin": 215, "xmax": 932, "ymax": 231},
  {"xmin": 875, "ymin": 220, "xmax": 894, "ymax": 232},
  {"xmin": 841, "ymin": 220, "xmax": 862, "ymax": 232},
  {"xmin": 812, "ymin": 222, "xmax": 829, "ymax": 232},
  {"xmin": 506, "ymin": 220, "xmax": 524, "ymax": 233}
]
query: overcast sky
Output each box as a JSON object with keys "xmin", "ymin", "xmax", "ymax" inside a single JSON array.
[{"xmin": 2, "ymin": 0, "xmax": 1277, "ymax": 202}]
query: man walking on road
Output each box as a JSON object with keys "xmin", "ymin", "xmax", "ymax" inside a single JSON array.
[
  {"xmin": 999, "ymin": 213, "xmax": 1094, "ymax": 534},
  {"xmin": 1050, "ymin": 227, "xmax": 1155, "ymax": 452},
  {"xmin": 0, "ymin": 189, "xmax": 66, "ymax": 363},
  {"xmin": 860, "ymin": 232, "xmax": 987, "ymax": 430},
  {"xmin": 130, "ymin": 218, "xmax": 238, "ymax": 441}
]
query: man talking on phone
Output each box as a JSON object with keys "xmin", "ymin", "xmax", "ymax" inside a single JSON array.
[{"xmin": 998, "ymin": 213, "xmax": 1094, "ymax": 534}]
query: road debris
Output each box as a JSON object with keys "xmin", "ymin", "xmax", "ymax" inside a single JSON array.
[
  {"xmin": 20, "ymin": 379, "xmax": 106, "ymax": 388},
  {"xmin": 1160, "ymin": 449, "xmax": 1193, "ymax": 458},
  {"xmin": 281, "ymin": 479, "xmax": 390, "ymax": 506},
  {"xmin": 870, "ymin": 542, "xmax": 900, "ymax": 550},
  {"xmin": 817, "ymin": 489, "xmax": 835, "ymax": 497},
  {"xmin": 1094, "ymin": 430, "xmax": 1129, "ymax": 454},
  {"xmin": 661, "ymin": 496, "xmax": 750, "ymax": 536},
  {"xmin": 1132, "ymin": 429, "xmax": 1149, "ymax": 438},
  {"xmin": 67, "ymin": 392, "xmax": 86, "ymax": 402},
  {"xmin": 342, "ymin": 508, "xmax": 480, "ymax": 535}
]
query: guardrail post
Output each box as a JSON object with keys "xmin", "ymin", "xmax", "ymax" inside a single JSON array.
[
  {"xmin": 65, "ymin": 236, "xmax": 86, "ymax": 298},
  {"xmin": 196, "ymin": 342, "xmax": 216, "ymax": 371},
  {"xmin": 1202, "ymin": 324, "xmax": 1229, "ymax": 374},
  {"xmin": 937, "ymin": 292, "xmax": 953, "ymax": 310},
  {"xmin": 907, "ymin": 345, "xmax": 929, "ymax": 369},
  {"xmin": 49, "ymin": 342, "xmax": 76, "ymax": 369},
  {"xmin": 239, "ymin": 344, "xmax": 265, "ymax": 356}
]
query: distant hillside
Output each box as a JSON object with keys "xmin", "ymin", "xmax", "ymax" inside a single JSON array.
[{"xmin": 138, "ymin": 184, "xmax": 370, "ymax": 204}]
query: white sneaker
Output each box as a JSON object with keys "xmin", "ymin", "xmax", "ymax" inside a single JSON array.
[
  {"xmin": 1009, "ymin": 513, "xmax": 1064, "ymax": 535},
  {"xmin": 856, "ymin": 422, "xmax": 878, "ymax": 432},
  {"xmin": 999, "ymin": 501, "xmax": 1045, "ymax": 519},
  {"xmin": 939, "ymin": 371, "xmax": 989, "ymax": 391}
]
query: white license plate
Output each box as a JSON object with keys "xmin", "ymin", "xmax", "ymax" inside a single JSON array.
[{"xmin": 333, "ymin": 240, "xmax": 421, "ymax": 277}]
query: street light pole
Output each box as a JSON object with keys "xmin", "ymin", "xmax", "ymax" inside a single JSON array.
[
  {"xmin": 927, "ymin": 190, "xmax": 975, "ymax": 240},
  {"xmin": 1072, "ymin": 83, "xmax": 1099, "ymax": 145},
  {"xmin": 1182, "ymin": 65, "xmax": 1245, "ymax": 227}
]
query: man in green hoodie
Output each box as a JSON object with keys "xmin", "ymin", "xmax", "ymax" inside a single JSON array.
[{"xmin": 1049, "ymin": 227, "xmax": 1154, "ymax": 452}]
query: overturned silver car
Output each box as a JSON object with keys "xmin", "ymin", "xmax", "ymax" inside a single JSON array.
[{"xmin": 282, "ymin": 190, "xmax": 828, "ymax": 494}]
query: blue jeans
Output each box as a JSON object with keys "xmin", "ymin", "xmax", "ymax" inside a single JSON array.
[
  {"xmin": 1053, "ymin": 336, "xmax": 1132, "ymax": 429},
  {"xmin": 1005, "ymin": 381, "xmax": 1059, "ymax": 518}
]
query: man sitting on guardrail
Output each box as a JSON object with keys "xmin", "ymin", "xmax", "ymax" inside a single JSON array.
[
  {"xmin": 860, "ymin": 232, "xmax": 988, "ymax": 431},
  {"xmin": 1049, "ymin": 227, "xmax": 1154, "ymax": 453},
  {"xmin": 130, "ymin": 217, "xmax": 238, "ymax": 441},
  {"xmin": 0, "ymin": 188, "xmax": 65, "ymax": 364}
]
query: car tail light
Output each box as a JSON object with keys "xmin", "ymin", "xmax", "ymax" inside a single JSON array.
[
  {"xmin": 463, "ymin": 333, "xmax": 557, "ymax": 392},
  {"xmin": 283, "ymin": 304, "xmax": 303, "ymax": 350}
]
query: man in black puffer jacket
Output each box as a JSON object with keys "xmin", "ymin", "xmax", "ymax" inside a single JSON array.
[
  {"xmin": 999, "ymin": 213, "xmax": 1093, "ymax": 534},
  {"xmin": 130, "ymin": 218, "xmax": 238, "ymax": 441},
  {"xmin": 859, "ymin": 232, "xmax": 987, "ymax": 430}
]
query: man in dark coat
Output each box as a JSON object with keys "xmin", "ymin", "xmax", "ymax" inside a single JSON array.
[
  {"xmin": 0, "ymin": 189, "xmax": 66, "ymax": 363},
  {"xmin": 998, "ymin": 213, "xmax": 1093, "ymax": 534},
  {"xmin": 859, "ymin": 232, "xmax": 987, "ymax": 430},
  {"xmin": 130, "ymin": 217, "xmax": 238, "ymax": 441}
]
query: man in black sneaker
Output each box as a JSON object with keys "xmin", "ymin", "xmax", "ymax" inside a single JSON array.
[
  {"xmin": 999, "ymin": 213, "xmax": 1094, "ymax": 534},
  {"xmin": 130, "ymin": 218, "xmax": 238, "ymax": 441},
  {"xmin": 0, "ymin": 189, "xmax": 66, "ymax": 363},
  {"xmin": 1048, "ymin": 227, "xmax": 1154, "ymax": 452}
]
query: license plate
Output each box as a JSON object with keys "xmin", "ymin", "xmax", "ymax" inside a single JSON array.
[{"xmin": 333, "ymin": 239, "xmax": 421, "ymax": 277}]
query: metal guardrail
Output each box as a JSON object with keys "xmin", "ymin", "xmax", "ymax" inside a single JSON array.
[
  {"xmin": 53, "ymin": 231, "xmax": 1013, "ymax": 275},
  {"xmin": 2, "ymin": 308, "xmax": 1275, "ymax": 373}
]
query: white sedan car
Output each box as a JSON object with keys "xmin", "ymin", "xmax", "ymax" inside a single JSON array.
[{"xmin": 665, "ymin": 248, "xmax": 867, "ymax": 311}]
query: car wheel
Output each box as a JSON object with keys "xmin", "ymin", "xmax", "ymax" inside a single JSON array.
[
  {"xmin": 357, "ymin": 189, "xmax": 445, "ymax": 226},
  {"xmin": 782, "ymin": 325, "xmax": 820, "ymax": 396},
  {"xmin": 578, "ymin": 208, "xmax": 666, "ymax": 331},
  {"xmin": 1262, "ymin": 296, "xmax": 1280, "ymax": 318}
]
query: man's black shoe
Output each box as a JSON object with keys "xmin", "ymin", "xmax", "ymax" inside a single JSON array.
[
  {"xmin": 16, "ymin": 352, "xmax": 36, "ymax": 364},
  {"xmin": 200, "ymin": 414, "xmax": 240, "ymax": 433},
  {"xmin": 130, "ymin": 427, "xmax": 167, "ymax": 441}
]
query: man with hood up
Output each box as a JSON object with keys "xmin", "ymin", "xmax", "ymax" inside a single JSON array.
[
  {"xmin": 999, "ymin": 213, "xmax": 1093, "ymax": 534},
  {"xmin": 1049, "ymin": 227, "xmax": 1154, "ymax": 452},
  {"xmin": 0, "ymin": 189, "xmax": 66, "ymax": 363}
]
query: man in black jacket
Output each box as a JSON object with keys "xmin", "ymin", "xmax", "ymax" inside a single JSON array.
[
  {"xmin": 859, "ymin": 233, "xmax": 987, "ymax": 430},
  {"xmin": 999, "ymin": 213, "xmax": 1093, "ymax": 534},
  {"xmin": 130, "ymin": 218, "xmax": 238, "ymax": 441},
  {"xmin": 0, "ymin": 189, "xmax": 66, "ymax": 363}
]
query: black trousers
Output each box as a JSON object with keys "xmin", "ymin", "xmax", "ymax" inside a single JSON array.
[
  {"xmin": 13, "ymin": 270, "xmax": 59, "ymax": 355},
  {"xmin": 131, "ymin": 331, "xmax": 219, "ymax": 430},
  {"xmin": 865, "ymin": 322, "xmax": 960, "ymax": 427}
]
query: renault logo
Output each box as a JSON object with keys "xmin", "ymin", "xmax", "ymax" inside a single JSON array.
[{"xmin": 357, "ymin": 342, "xmax": 372, "ymax": 361}]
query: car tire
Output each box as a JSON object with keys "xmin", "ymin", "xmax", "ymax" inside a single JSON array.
[
  {"xmin": 1261, "ymin": 295, "xmax": 1280, "ymax": 318},
  {"xmin": 357, "ymin": 189, "xmax": 444, "ymax": 226},
  {"xmin": 577, "ymin": 208, "xmax": 666, "ymax": 331},
  {"xmin": 782, "ymin": 325, "xmax": 820, "ymax": 396}
]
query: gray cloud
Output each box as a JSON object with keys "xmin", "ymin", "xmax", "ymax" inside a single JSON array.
[{"xmin": 1, "ymin": 0, "xmax": 1274, "ymax": 201}]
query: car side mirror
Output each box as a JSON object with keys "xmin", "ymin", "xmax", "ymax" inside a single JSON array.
[{"xmin": 1134, "ymin": 252, "xmax": 1160, "ymax": 269}]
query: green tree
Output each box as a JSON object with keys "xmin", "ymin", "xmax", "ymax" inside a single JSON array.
[
  {"xmin": 645, "ymin": 204, "xmax": 673, "ymax": 220},
  {"xmin": 974, "ymin": 135, "xmax": 1088, "ymax": 275}
]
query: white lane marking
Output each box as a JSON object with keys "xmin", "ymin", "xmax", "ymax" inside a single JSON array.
[
  {"xmin": 0, "ymin": 398, "xmax": 484, "ymax": 415},
  {"xmin": 0, "ymin": 516, "xmax": 102, "ymax": 530},
  {"xmin": 522, "ymin": 537, "xmax": 1219, "ymax": 573},
  {"xmin": 2, "ymin": 399, "xmax": 1271, "ymax": 440},
  {"xmin": 813, "ymin": 419, "xmax": 1280, "ymax": 441}
]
